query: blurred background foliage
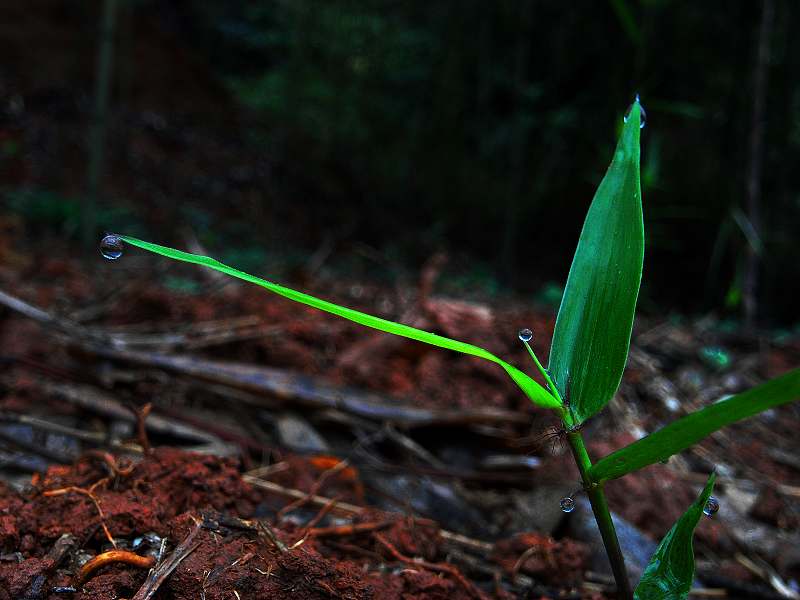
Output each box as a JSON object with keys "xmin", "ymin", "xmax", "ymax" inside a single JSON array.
[{"xmin": 1, "ymin": 0, "xmax": 799, "ymax": 327}]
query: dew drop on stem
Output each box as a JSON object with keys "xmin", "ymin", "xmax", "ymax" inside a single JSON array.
[
  {"xmin": 623, "ymin": 93, "xmax": 647, "ymax": 129},
  {"xmin": 560, "ymin": 497, "xmax": 576, "ymax": 513},
  {"xmin": 518, "ymin": 328, "xmax": 533, "ymax": 343},
  {"xmin": 100, "ymin": 234, "xmax": 124, "ymax": 260},
  {"xmin": 703, "ymin": 496, "xmax": 719, "ymax": 517}
]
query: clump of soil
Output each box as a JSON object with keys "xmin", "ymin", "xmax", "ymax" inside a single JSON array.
[{"xmin": 0, "ymin": 448, "xmax": 590, "ymax": 599}]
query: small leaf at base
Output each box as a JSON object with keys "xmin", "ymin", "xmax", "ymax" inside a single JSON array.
[{"xmin": 634, "ymin": 473, "xmax": 715, "ymax": 600}]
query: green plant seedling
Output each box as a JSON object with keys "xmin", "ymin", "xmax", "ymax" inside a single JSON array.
[{"xmin": 111, "ymin": 96, "xmax": 800, "ymax": 600}]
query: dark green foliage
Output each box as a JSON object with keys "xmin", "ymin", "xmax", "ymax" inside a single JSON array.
[
  {"xmin": 549, "ymin": 101, "xmax": 643, "ymax": 423},
  {"xmin": 589, "ymin": 367, "xmax": 800, "ymax": 483},
  {"xmin": 633, "ymin": 474, "xmax": 716, "ymax": 600}
]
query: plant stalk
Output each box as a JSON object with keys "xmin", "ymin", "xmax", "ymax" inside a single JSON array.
[
  {"xmin": 566, "ymin": 430, "xmax": 632, "ymax": 600},
  {"xmin": 743, "ymin": 0, "xmax": 774, "ymax": 328},
  {"xmin": 522, "ymin": 341, "xmax": 560, "ymax": 402},
  {"xmin": 84, "ymin": 0, "xmax": 118, "ymax": 247}
]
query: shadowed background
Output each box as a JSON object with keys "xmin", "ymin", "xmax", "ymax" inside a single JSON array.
[{"xmin": 1, "ymin": 0, "xmax": 798, "ymax": 327}]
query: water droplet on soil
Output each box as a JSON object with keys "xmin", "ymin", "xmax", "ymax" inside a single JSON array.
[
  {"xmin": 704, "ymin": 496, "xmax": 720, "ymax": 517},
  {"xmin": 624, "ymin": 94, "xmax": 647, "ymax": 129},
  {"xmin": 560, "ymin": 497, "xmax": 575, "ymax": 513},
  {"xmin": 100, "ymin": 234, "xmax": 123, "ymax": 260},
  {"xmin": 518, "ymin": 328, "xmax": 533, "ymax": 343}
]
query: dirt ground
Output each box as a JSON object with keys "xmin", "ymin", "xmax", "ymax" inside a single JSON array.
[
  {"xmin": 0, "ymin": 446, "xmax": 595, "ymax": 599},
  {"xmin": 0, "ymin": 237, "xmax": 799, "ymax": 598}
]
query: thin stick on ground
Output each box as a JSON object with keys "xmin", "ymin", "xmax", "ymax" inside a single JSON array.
[
  {"xmin": 257, "ymin": 520, "xmax": 288, "ymax": 554},
  {"xmin": 373, "ymin": 532, "xmax": 488, "ymax": 600},
  {"xmin": 287, "ymin": 495, "xmax": 343, "ymax": 548},
  {"xmin": 511, "ymin": 546, "xmax": 541, "ymax": 583},
  {"xmin": 276, "ymin": 459, "xmax": 349, "ymax": 520},
  {"xmin": 131, "ymin": 521, "xmax": 202, "ymax": 600},
  {"xmin": 301, "ymin": 495, "xmax": 341, "ymax": 532},
  {"xmin": 308, "ymin": 521, "xmax": 394, "ymax": 539},
  {"xmin": 242, "ymin": 475, "xmax": 494, "ymax": 553},
  {"xmin": 243, "ymin": 475, "xmax": 363, "ymax": 517}
]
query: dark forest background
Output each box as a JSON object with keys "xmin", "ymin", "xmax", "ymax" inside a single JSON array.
[{"xmin": 1, "ymin": 0, "xmax": 798, "ymax": 328}]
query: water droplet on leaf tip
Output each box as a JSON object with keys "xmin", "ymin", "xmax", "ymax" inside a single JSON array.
[
  {"xmin": 560, "ymin": 497, "xmax": 575, "ymax": 513},
  {"xmin": 703, "ymin": 496, "xmax": 719, "ymax": 517},
  {"xmin": 623, "ymin": 96, "xmax": 647, "ymax": 129},
  {"xmin": 99, "ymin": 234, "xmax": 124, "ymax": 260},
  {"xmin": 518, "ymin": 328, "xmax": 533, "ymax": 343}
]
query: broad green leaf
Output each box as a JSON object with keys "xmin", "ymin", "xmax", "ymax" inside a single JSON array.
[
  {"xmin": 548, "ymin": 100, "xmax": 644, "ymax": 423},
  {"xmin": 119, "ymin": 236, "xmax": 562, "ymax": 411},
  {"xmin": 589, "ymin": 368, "xmax": 800, "ymax": 483},
  {"xmin": 634, "ymin": 473, "xmax": 715, "ymax": 600}
]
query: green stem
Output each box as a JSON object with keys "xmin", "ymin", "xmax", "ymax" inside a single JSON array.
[
  {"xmin": 522, "ymin": 341, "xmax": 560, "ymax": 401},
  {"xmin": 566, "ymin": 430, "xmax": 632, "ymax": 600},
  {"xmin": 522, "ymin": 341, "xmax": 576, "ymax": 428}
]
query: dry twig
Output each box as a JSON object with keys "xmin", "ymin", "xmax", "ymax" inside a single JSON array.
[
  {"xmin": 276, "ymin": 459, "xmax": 349, "ymax": 519},
  {"xmin": 374, "ymin": 532, "xmax": 487, "ymax": 600},
  {"xmin": 131, "ymin": 522, "xmax": 202, "ymax": 600}
]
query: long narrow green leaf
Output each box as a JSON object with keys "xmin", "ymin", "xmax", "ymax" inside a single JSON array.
[
  {"xmin": 634, "ymin": 473, "xmax": 715, "ymax": 600},
  {"xmin": 548, "ymin": 100, "xmax": 644, "ymax": 423},
  {"xmin": 590, "ymin": 368, "xmax": 800, "ymax": 483},
  {"xmin": 119, "ymin": 236, "xmax": 561, "ymax": 411}
]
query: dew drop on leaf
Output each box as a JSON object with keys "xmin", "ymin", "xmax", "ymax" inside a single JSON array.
[
  {"xmin": 703, "ymin": 496, "xmax": 720, "ymax": 517},
  {"xmin": 100, "ymin": 234, "xmax": 124, "ymax": 260},
  {"xmin": 623, "ymin": 93, "xmax": 647, "ymax": 129},
  {"xmin": 518, "ymin": 328, "xmax": 533, "ymax": 343},
  {"xmin": 560, "ymin": 497, "xmax": 575, "ymax": 513}
]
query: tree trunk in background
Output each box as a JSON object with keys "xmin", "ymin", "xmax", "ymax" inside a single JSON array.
[
  {"xmin": 500, "ymin": 2, "xmax": 532, "ymax": 282},
  {"xmin": 84, "ymin": 0, "xmax": 118, "ymax": 247},
  {"xmin": 743, "ymin": 0, "xmax": 773, "ymax": 327}
]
